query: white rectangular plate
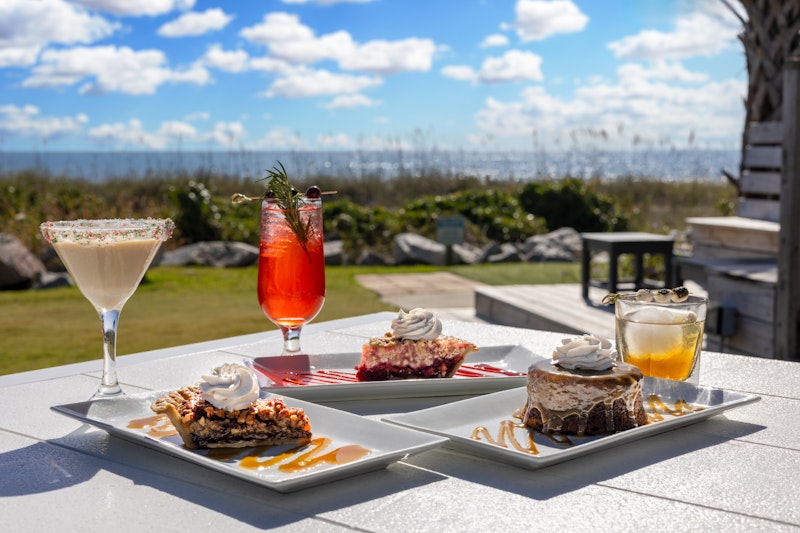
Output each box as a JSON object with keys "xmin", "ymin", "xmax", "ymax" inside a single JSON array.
[
  {"xmin": 252, "ymin": 345, "xmax": 536, "ymax": 402},
  {"xmin": 52, "ymin": 390, "xmax": 447, "ymax": 493},
  {"xmin": 383, "ymin": 378, "xmax": 760, "ymax": 470}
]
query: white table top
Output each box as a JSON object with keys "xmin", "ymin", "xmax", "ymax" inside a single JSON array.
[{"xmin": 2, "ymin": 312, "xmax": 799, "ymax": 532}]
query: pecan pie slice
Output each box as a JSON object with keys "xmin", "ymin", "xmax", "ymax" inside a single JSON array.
[{"xmin": 151, "ymin": 386, "xmax": 312, "ymax": 449}]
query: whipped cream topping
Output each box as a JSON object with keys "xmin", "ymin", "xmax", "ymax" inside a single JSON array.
[
  {"xmin": 391, "ymin": 308, "xmax": 442, "ymax": 341},
  {"xmin": 199, "ymin": 363, "xmax": 260, "ymax": 411},
  {"xmin": 552, "ymin": 333, "xmax": 617, "ymax": 371}
]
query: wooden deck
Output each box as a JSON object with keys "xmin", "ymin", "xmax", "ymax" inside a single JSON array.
[{"xmin": 474, "ymin": 283, "xmax": 616, "ymax": 339}]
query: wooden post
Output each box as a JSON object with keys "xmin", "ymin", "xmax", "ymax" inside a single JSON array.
[{"xmin": 775, "ymin": 57, "xmax": 800, "ymax": 360}]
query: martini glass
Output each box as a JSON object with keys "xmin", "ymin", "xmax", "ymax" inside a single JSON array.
[
  {"xmin": 257, "ymin": 195, "xmax": 325, "ymax": 354},
  {"xmin": 40, "ymin": 218, "xmax": 174, "ymax": 399}
]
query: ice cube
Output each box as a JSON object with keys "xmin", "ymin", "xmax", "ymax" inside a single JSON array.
[
  {"xmin": 627, "ymin": 322, "xmax": 684, "ymax": 355},
  {"xmin": 625, "ymin": 306, "xmax": 694, "ymax": 324}
]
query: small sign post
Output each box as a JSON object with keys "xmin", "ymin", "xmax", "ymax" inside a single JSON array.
[{"xmin": 436, "ymin": 216, "xmax": 465, "ymax": 266}]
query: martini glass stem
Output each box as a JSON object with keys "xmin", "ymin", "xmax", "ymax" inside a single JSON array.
[
  {"xmin": 95, "ymin": 308, "xmax": 123, "ymax": 399},
  {"xmin": 280, "ymin": 325, "xmax": 303, "ymax": 354}
]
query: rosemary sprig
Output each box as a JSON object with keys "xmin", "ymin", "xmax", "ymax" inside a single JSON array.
[
  {"xmin": 263, "ymin": 162, "xmax": 312, "ymax": 251},
  {"xmin": 230, "ymin": 161, "xmax": 312, "ymax": 254}
]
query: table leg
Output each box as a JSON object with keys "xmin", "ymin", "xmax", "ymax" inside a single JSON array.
[
  {"xmin": 634, "ymin": 253, "xmax": 644, "ymax": 288},
  {"xmin": 581, "ymin": 242, "xmax": 591, "ymax": 299},
  {"xmin": 664, "ymin": 251, "xmax": 674, "ymax": 289},
  {"xmin": 609, "ymin": 249, "xmax": 619, "ymax": 295}
]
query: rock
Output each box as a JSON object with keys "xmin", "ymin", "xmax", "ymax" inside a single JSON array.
[
  {"xmin": 324, "ymin": 240, "xmax": 344, "ymax": 266},
  {"xmin": 0, "ymin": 233, "xmax": 46, "ymax": 289},
  {"xmin": 452, "ymin": 242, "xmax": 482, "ymax": 264},
  {"xmin": 476, "ymin": 241, "xmax": 503, "ymax": 264},
  {"xmin": 34, "ymin": 271, "xmax": 73, "ymax": 289},
  {"xmin": 522, "ymin": 227, "xmax": 582, "ymax": 262},
  {"xmin": 486, "ymin": 242, "xmax": 524, "ymax": 263},
  {"xmin": 160, "ymin": 241, "xmax": 258, "ymax": 268},
  {"xmin": 357, "ymin": 249, "xmax": 390, "ymax": 266},
  {"xmin": 393, "ymin": 233, "xmax": 446, "ymax": 266}
]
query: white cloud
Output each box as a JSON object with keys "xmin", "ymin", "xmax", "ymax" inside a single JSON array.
[
  {"xmin": 608, "ymin": 7, "xmax": 740, "ymax": 60},
  {"xmin": 339, "ymin": 38, "xmax": 436, "ymax": 75},
  {"xmin": 481, "ymin": 34, "xmax": 510, "ymax": 48},
  {"xmin": 317, "ymin": 132, "xmax": 354, "ymax": 147},
  {"xmin": 240, "ymin": 12, "xmax": 436, "ymax": 74},
  {"xmin": 87, "ymin": 119, "xmax": 166, "ymax": 148},
  {"xmin": 201, "ymin": 121, "xmax": 246, "ymax": 147},
  {"xmin": 441, "ymin": 65, "xmax": 477, "ymax": 82},
  {"xmin": 251, "ymin": 128, "xmax": 307, "ymax": 149},
  {"xmin": 618, "ymin": 61, "xmax": 709, "ymax": 84},
  {"xmin": 202, "ymin": 44, "xmax": 249, "ymax": 72},
  {"xmin": 472, "ymin": 69, "xmax": 745, "ymax": 149},
  {"xmin": 0, "ymin": 104, "xmax": 88, "ymax": 140},
  {"xmin": 21, "ymin": 45, "xmax": 210, "ymax": 95},
  {"xmin": 263, "ymin": 67, "xmax": 382, "ymax": 98},
  {"xmin": 322, "ymin": 93, "xmax": 380, "ymax": 109},
  {"xmin": 0, "ymin": 0, "xmax": 118, "ymax": 68},
  {"xmin": 479, "ymin": 49, "xmax": 543, "ymax": 83},
  {"xmin": 86, "ymin": 117, "xmax": 243, "ymax": 148},
  {"xmin": 282, "ymin": 0, "xmax": 374, "ymax": 4},
  {"xmin": 70, "ymin": 0, "xmax": 195, "ymax": 17},
  {"xmin": 514, "ymin": 0, "xmax": 589, "ymax": 42},
  {"xmin": 157, "ymin": 8, "xmax": 233, "ymax": 37},
  {"xmin": 443, "ymin": 50, "xmax": 543, "ymax": 85},
  {"xmin": 158, "ymin": 120, "xmax": 198, "ymax": 139}
]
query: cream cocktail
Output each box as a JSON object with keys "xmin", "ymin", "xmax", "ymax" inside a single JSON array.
[
  {"xmin": 52, "ymin": 238, "xmax": 164, "ymax": 310},
  {"xmin": 41, "ymin": 219, "xmax": 174, "ymax": 398}
]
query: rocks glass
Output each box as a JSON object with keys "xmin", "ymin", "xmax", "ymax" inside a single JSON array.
[{"xmin": 614, "ymin": 292, "xmax": 707, "ymax": 383}]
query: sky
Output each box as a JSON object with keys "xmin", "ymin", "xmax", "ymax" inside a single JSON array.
[{"xmin": 0, "ymin": 0, "xmax": 747, "ymax": 153}]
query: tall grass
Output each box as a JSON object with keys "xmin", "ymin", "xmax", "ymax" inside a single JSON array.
[{"xmin": 1, "ymin": 169, "xmax": 736, "ymax": 257}]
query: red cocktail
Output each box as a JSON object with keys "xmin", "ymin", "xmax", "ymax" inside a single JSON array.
[{"xmin": 257, "ymin": 195, "xmax": 325, "ymax": 354}]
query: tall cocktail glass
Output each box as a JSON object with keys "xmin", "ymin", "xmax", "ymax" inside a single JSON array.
[
  {"xmin": 40, "ymin": 218, "xmax": 174, "ymax": 399},
  {"xmin": 257, "ymin": 196, "xmax": 325, "ymax": 354},
  {"xmin": 615, "ymin": 293, "xmax": 707, "ymax": 383}
]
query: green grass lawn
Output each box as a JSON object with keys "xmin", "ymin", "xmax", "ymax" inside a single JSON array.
[{"xmin": 0, "ymin": 262, "xmax": 580, "ymax": 375}]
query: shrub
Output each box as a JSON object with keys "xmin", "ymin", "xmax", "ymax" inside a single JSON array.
[
  {"xmin": 518, "ymin": 177, "xmax": 629, "ymax": 232},
  {"xmin": 399, "ymin": 189, "xmax": 547, "ymax": 243}
]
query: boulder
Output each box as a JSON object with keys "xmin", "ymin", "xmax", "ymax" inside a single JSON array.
[
  {"xmin": 0, "ymin": 233, "xmax": 46, "ymax": 289},
  {"xmin": 393, "ymin": 233, "xmax": 446, "ymax": 266},
  {"xmin": 452, "ymin": 242, "xmax": 482, "ymax": 264},
  {"xmin": 357, "ymin": 249, "xmax": 390, "ymax": 266},
  {"xmin": 34, "ymin": 271, "xmax": 72, "ymax": 290},
  {"xmin": 486, "ymin": 242, "xmax": 524, "ymax": 263},
  {"xmin": 324, "ymin": 240, "xmax": 344, "ymax": 266},
  {"xmin": 522, "ymin": 227, "xmax": 582, "ymax": 262},
  {"xmin": 160, "ymin": 241, "xmax": 258, "ymax": 268},
  {"xmin": 476, "ymin": 241, "xmax": 503, "ymax": 264}
]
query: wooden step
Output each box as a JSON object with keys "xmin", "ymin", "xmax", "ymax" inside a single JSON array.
[
  {"xmin": 475, "ymin": 284, "xmax": 616, "ymax": 339},
  {"xmin": 687, "ymin": 216, "xmax": 779, "ymax": 258}
]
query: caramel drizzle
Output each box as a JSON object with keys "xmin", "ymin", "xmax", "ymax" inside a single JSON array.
[
  {"xmin": 647, "ymin": 394, "xmax": 705, "ymax": 422},
  {"xmin": 127, "ymin": 415, "xmax": 370, "ymax": 473},
  {"xmin": 127, "ymin": 414, "xmax": 178, "ymax": 438},
  {"xmin": 472, "ymin": 394, "xmax": 705, "ymax": 453}
]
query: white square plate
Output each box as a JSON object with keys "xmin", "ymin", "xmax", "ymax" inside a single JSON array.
[
  {"xmin": 52, "ymin": 390, "xmax": 447, "ymax": 493},
  {"xmin": 383, "ymin": 378, "xmax": 760, "ymax": 470},
  {"xmin": 252, "ymin": 345, "xmax": 536, "ymax": 402}
]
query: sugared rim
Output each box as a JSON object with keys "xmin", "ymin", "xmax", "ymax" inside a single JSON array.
[{"xmin": 40, "ymin": 218, "xmax": 175, "ymax": 244}]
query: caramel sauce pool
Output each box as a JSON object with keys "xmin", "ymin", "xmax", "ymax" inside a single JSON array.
[
  {"xmin": 471, "ymin": 394, "xmax": 704, "ymax": 451},
  {"xmin": 127, "ymin": 415, "xmax": 370, "ymax": 472},
  {"xmin": 127, "ymin": 414, "xmax": 178, "ymax": 438}
]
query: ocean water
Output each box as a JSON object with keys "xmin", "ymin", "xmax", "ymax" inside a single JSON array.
[{"xmin": 0, "ymin": 148, "xmax": 740, "ymax": 182}]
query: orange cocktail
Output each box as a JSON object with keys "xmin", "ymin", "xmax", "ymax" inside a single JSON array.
[
  {"xmin": 257, "ymin": 195, "xmax": 325, "ymax": 354},
  {"xmin": 614, "ymin": 293, "xmax": 707, "ymax": 383}
]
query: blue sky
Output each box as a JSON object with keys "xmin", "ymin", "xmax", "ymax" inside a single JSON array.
[{"xmin": 0, "ymin": 0, "xmax": 746, "ymax": 152}]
